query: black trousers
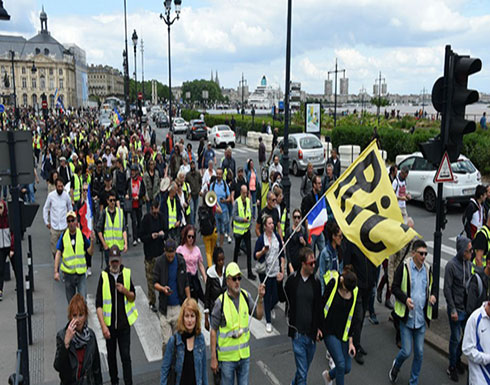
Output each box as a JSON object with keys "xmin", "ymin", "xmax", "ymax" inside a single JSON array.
[
  {"xmin": 130, "ymin": 207, "xmax": 142, "ymax": 242},
  {"xmin": 106, "ymin": 326, "xmax": 132, "ymax": 385},
  {"xmin": 233, "ymin": 230, "xmax": 252, "ymax": 273},
  {"xmin": 352, "ymin": 287, "xmax": 372, "ymax": 350}
]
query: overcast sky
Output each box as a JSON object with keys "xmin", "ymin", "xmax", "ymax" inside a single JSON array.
[{"xmin": 2, "ymin": 0, "xmax": 490, "ymax": 96}]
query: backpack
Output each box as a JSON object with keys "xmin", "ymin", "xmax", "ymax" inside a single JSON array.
[
  {"xmin": 210, "ymin": 180, "xmax": 230, "ymax": 198},
  {"xmin": 198, "ymin": 206, "xmax": 215, "ymax": 236}
]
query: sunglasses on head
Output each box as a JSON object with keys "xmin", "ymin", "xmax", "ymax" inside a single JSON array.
[{"xmin": 230, "ymin": 275, "xmax": 242, "ymax": 282}]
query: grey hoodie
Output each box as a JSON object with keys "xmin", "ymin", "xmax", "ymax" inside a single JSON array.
[{"xmin": 444, "ymin": 236, "xmax": 472, "ymax": 314}]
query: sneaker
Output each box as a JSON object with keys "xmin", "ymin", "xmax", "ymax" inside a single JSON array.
[
  {"xmin": 447, "ymin": 366, "xmax": 459, "ymax": 382},
  {"xmin": 132, "ymin": 240, "xmax": 137, "ymax": 247},
  {"xmin": 265, "ymin": 323, "xmax": 272, "ymax": 333},
  {"xmin": 389, "ymin": 359, "xmax": 399, "ymax": 383},
  {"xmin": 376, "ymin": 289, "xmax": 382, "ymax": 304},
  {"xmin": 150, "ymin": 304, "xmax": 157, "ymax": 313},
  {"xmin": 137, "ymin": 238, "xmax": 141, "ymax": 243},
  {"xmin": 271, "ymin": 309, "xmax": 276, "ymax": 320},
  {"xmin": 86, "ymin": 267, "xmax": 92, "ymax": 277},
  {"xmin": 326, "ymin": 351, "xmax": 335, "ymax": 370},
  {"xmin": 456, "ymin": 360, "xmax": 465, "ymax": 374},
  {"xmin": 368, "ymin": 314, "xmax": 379, "ymax": 325},
  {"xmin": 0, "ymin": 290, "xmax": 3, "ymax": 301},
  {"xmin": 322, "ymin": 370, "xmax": 333, "ymax": 385},
  {"xmin": 385, "ymin": 298, "xmax": 394, "ymax": 310},
  {"xmin": 227, "ymin": 234, "xmax": 232, "ymax": 244}
]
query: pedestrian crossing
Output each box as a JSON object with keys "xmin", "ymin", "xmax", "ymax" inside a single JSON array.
[
  {"xmin": 214, "ymin": 146, "xmax": 256, "ymax": 156},
  {"xmin": 86, "ymin": 284, "xmax": 280, "ymax": 368}
]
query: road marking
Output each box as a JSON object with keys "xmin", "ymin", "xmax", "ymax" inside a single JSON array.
[
  {"xmin": 449, "ymin": 236, "xmax": 457, "ymax": 242},
  {"xmin": 86, "ymin": 294, "xmax": 108, "ymax": 372},
  {"xmin": 256, "ymin": 360, "xmax": 282, "ymax": 385},
  {"xmin": 426, "ymin": 241, "xmax": 456, "ymax": 258}
]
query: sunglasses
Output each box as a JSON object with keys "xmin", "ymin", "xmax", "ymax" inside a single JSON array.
[
  {"xmin": 67, "ymin": 218, "xmax": 76, "ymax": 223},
  {"xmin": 108, "ymin": 198, "xmax": 116, "ymax": 202},
  {"xmin": 416, "ymin": 251, "xmax": 428, "ymax": 256},
  {"xmin": 83, "ymin": 189, "xmax": 88, "ymax": 192},
  {"xmin": 230, "ymin": 276, "xmax": 242, "ymax": 282},
  {"xmin": 271, "ymin": 199, "xmax": 277, "ymax": 202},
  {"xmin": 293, "ymin": 215, "xmax": 301, "ymax": 219},
  {"xmin": 187, "ymin": 234, "xmax": 195, "ymax": 239},
  {"xmin": 306, "ymin": 260, "xmax": 316, "ymax": 266}
]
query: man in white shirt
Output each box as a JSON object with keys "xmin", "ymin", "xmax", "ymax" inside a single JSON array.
[
  {"xmin": 463, "ymin": 301, "xmax": 490, "ymax": 385},
  {"xmin": 43, "ymin": 178, "xmax": 73, "ymax": 257},
  {"xmin": 269, "ymin": 155, "xmax": 283, "ymax": 178},
  {"xmin": 393, "ymin": 166, "xmax": 411, "ymax": 222},
  {"xmin": 201, "ymin": 160, "xmax": 216, "ymax": 195},
  {"xmin": 117, "ymin": 139, "xmax": 129, "ymax": 164}
]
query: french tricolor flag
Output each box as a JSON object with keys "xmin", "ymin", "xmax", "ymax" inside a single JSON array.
[
  {"xmin": 78, "ymin": 185, "xmax": 94, "ymax": 238},
  {"xmin": 307, "ymin": 195, "xmax": 328, "ymax": 243}
]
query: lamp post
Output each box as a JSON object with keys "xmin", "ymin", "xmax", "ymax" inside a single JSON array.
[
  {"xmin": 132, "ymin": 30, "xmax": 138, "ymax": 101},
  {"xmin": 141, "ymin": 39, "xmax": 145, "ymax": 101},
  {"xmin": 328, "ymin": 58, "xmax": 345, "ymax": 129},
  {"xmin": 123, "ymin": 0, "xmax": 130, "ymax": 118},
  {"xmin": 9, "ymin": 50, "xmax": 18, "ymax": 129},
  {"xmin": 375, "ymin": 72, "xmax": 385, "ymax": 126},
  {"xmin": 239, "ymin": 73, "xmax": 247, "ymax": 120},
  {"xmin": 282, "ymin": 0, "xmax": 292, "ymax": 217},
  {"xmin": 0, "ymin": 1, "xmax": 10, "ymax": 20},
  {"xmin": 160, "ymin": 0, "xmax": 182, "ymax": 131}
]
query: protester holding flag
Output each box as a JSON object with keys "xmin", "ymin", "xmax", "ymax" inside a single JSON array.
[
  {"xmin": 301, "ymin": 175, "xmax": 326, "ymax": 256},
  {"xmin": 75, "ymin": 183, "xmax": 94, "ymax": 277}
]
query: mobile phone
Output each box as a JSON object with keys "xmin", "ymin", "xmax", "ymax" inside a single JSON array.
[
  {"xmin": 167, "ymin": 288, "xmax": 173, "ymax": 294},
  {"xmin": 264, "ymin": 245, "xmax": 270, "ymax": 250}
]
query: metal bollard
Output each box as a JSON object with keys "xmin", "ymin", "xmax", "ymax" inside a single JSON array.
[
  {"xmin": 27, "ymin": 235, "xmax": 34, "ymax": 291},
  {"xmin": 25, "ymin": 274, "xmax": 33, "ymax": 345}
]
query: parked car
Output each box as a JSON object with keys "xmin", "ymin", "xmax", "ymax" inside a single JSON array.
[
  {"xmin": 395, "ymin": 152, "xmax": 481, "ymax": 211},
  {"xmin": 172, "ymin": 117, "xmax": 188, "ymax": 134},
  {"xmin": 186, "ymin": 119, "xmax": 208, "ymax": 140},
  {"xmin": 273, "ymin": 133, "xmax": 326, "ymax": 176},
  {"xmin": 156, "ymin": 113, "xmax": 169, "ymax": 128},
  {"xmin": 141, "ymin": 106, "xmax": 148, "ymax": 123},
  {"xmin": 151, "ymin": 106, "xmax": 162, "ymax": 121},
  {"xmin": 100, "ymin": 117, "xmax": 112, "ymax": 129},
  {"xmin": 208, "ymin": 125, "xmax": 236, "ymax": 148}
]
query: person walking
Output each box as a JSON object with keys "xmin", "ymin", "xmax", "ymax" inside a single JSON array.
[
  {"xmin": 233, "ymin": 185, "xmax": 255, "ymax": 280},
  {"xmin": 43, "ymin": 178, "xmax": 73, "ymax": 257},
  {"xmin": 204, "ymin": 247, "xmax": 227, "ymax": 331},
  {"xmin": 95, "ymin": 246, "xmax": 138, "ymax": 385},
  {"xmin": 285, "ymin": 209, "xmax": 308, "ymax": 274},
  {"xmin": 0, "ymin": 200, "xmax": 15, "ymax": 301},
  {"xmin": 198, "ymin": 198, "xmax": 218, "ymax": 268},
  {"xmin": 210, "ymin": 168, "xmax": 232, "ymax": 246},
  {"xmin": 160, "ymin": 298, "xmax": 208, "ymax": 385},
  {"xmin": 126, "ymin": 164, "xmax": 145, "ymax": 246},
  {"xmin": 393, "ymin": 167, "xmax": 411, "ymax": 222},
  {"xmin": 444, "ymin": 235, "xmax": 473, "ymax": 381},
  {"xmin": 54, "ymin": 294, "xmax": 102, "ymax": 385},
  {"xmin": 300, "ymin": 163, "xmax": 315, "ymax": 198},
  {"xmin": 74, "ymin": 183, "xmax": 94, "ymax": 277},
  {"xmin": 463, "ymin": 185, "xmax": 487, "ymax": 240},
  {"xmin": 327, "ymin": 148, "xmax": 341, "ymax": 179},
  {"xmin": 389, "ymin": 239, "xmax": 436, "ymax": 384},
  {"xmin": 462, "ymin": 301, "xmax": 490, "ymax": 385},
  {"xmin": 254, "ymin": 215, "xmax": 285, "ymax": 333},
  {"xmin": 210, "ymin": 262, "xmax": 265, "ymax": 385},
  {"xmin": 466, "ymin": 257, "xmax": 490, "ymax": 316},
  {"xmin": 185, "ymin": 161, "xmax": 202, "ymax": 226},
  {"xmin": 140, "ymin": 199, "xmax": 165, "ymax": 313},
  {"xmin": 160, "ymin": 182, "xmax": 183, "ymax": 243},
  {"xmin": 285, "ymin": 247, "xmax": 322, "ymax": 385},
  {"xmin": 480, "ymin": 111, "xmax": 487, "ymax": 130},
  {"xmin": 153, "ymin": 239, "xmax": 191, "ymax": 356},
  {"xmin": 258, "ymin": 137, "xmax": 266, "ymax": 170},
  {"xmin": 301, "ymin": 175, "xmax": 325, "ymax": 256},
  {"xmin": 54, "ymin": 211, "xmax": 95, "ymax": 303},
  {"xmin": 473, "ymin": 213, "xmax": 490, "ymax": 271},
  {"xmin": 177, "ymin": 225, "xmax": 207, "ymax": 303},
  {"xmin": 318, "ymin": 221, "xmax": 344, "ymax": 294},
  {"xmin": 245, "ymin": 159, "xmax": 258, "ymax": 219},
  {"xmin": 143, "ymin": 159, "xmax": 160, "ymax": 213}
]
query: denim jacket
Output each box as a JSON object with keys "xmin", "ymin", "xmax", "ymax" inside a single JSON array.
[
  {"xmin": 318, "ymin": 240, "xmax": 343, "ymax": 295},
  {"xmin": 160, "ymin": 332, "xmax": 208, "ymax": 385}
]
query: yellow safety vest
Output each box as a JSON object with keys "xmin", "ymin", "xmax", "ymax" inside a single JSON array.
[
  {"xmin": 101, "ymin": 268, "xmax": 138, "ymax": 327},
  {"xmin": 260, "ymin": 183, "xmax": 269, "ymax": 210},
  {"xmin": 69, "ymin": 162, "xmax": 75, "ymax": 174},
  {"xmin": 182, "ymin": 182, "xmax": 191, "ymax": 216},
  {"xmin": 167, "ymin": 198, "xmax": 177, "ymax": 229},
  {"xmin": 217, "ymin": 290, "xmax": 251, "ymax": 362},
  {"xmin": 60, "ymin": 229, "xmax": 87, "ymax": 275},
  {"xmin": 73, "ymin": 174, "xmax": 82, "ymax": 202},
  {"xmin": 394, "ymin": 259, "xmax": 433, "ymax": 321},
  {"xmin": 472, "ymin": 225, "xmax": 489, "ymax": 272},
  {"xmin": 233, "ymin": 198, "xmax": 251, "ymax": 235},
  {"xmin": 32, "ymin": 136, "xmax": 41, "ymax": 150},
  {"xmin": 323, "ymin": 271, "xmax": 358, "ymax": 341},
  {"xmin": 280, "ymin": 207, "xmax": 287, "ymax": 236},
  {"xmin": 104, "ymin": 207, "xmax": 125, "ymax": 250}
]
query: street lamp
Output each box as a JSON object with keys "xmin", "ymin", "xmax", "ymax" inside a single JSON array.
[
  {"xmin": 122, "ymin": 0, "xmax": 130, "ymax": 118},
  {"xmin": 160, "ymin": 0, "xmax": 182, "ymax": 131},
  {"xmin": 132, "ymin": 29, "xmax": 138, "ymax": 102},
  {"xmin": 0, "ymin": 1, "xmax": 10, "ymax": 20},
  {"xmin": 282, "ymin": 0, "xmax": 292, "ymax": 218}
]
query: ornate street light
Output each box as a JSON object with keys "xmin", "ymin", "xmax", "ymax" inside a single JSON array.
[
  {"xmin": 0, "ymin": 1, "xmax": 11, "ymax": 20},
  {"xmin": 132, "ymin": 29, "xmax": 138, "ymax": 104}
]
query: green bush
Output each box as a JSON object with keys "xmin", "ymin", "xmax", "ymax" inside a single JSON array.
[{"xmin": 463, "ymin": 130, "xmax": 490, "ymax": 174}]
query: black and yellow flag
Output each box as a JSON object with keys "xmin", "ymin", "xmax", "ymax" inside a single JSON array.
[{"xmin": 325, "ymin": 140, "xmax": 419, "ymax": 267}]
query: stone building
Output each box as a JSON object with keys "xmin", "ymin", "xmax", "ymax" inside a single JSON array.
[{"xmin": 87, "ymin": 64, "xmax": 124, "ymax": 100}]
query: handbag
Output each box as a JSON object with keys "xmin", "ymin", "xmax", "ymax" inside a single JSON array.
[
  {"xmin": 167, "ymin": 335, "xmax": 178, "ymax": 385},
  {"xmin": 255, "ymin": 259, "xmax": 267, "ymax": 274}
]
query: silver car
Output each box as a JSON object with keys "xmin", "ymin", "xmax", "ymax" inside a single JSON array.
[{"xmin": 274, "ymin": 133, "xmax": 326, "ymax": 176}]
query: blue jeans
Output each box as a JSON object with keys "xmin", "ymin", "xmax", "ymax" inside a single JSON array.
[
  {"xmin": 250, "ymin": 190, "xmax": 257, "ymax": 218},
  {"xmin": 189, "ymin": 195, "xmax": 199, "ymax": 226},
  {"xmin": 220, "ymin": 357, "xmax": 250, "ymax": 385},
  {"xmin": 63, "ymin": 272, "xmax": 87, "ymax": 304},
  {"xmin": 311, "ymin": 233, "xmax": 325, "ymax": 257},
  {"xmin": 291, "ymin": 333, "xmax": 316, "ymax": 385},
  {"xmin": 215, "ymin": 209, "xmax": 229, "ymax": 235},
  {"xmin": 324, "ymin": 334, "xmax": 351, "ymax": 385},
  {"xmin": 447, "ymin": 309, "xmax": 466, "ymax": 368},
  {"xmin": 394, "ymin": 321, "xmax": 426, "ymax": 385}
]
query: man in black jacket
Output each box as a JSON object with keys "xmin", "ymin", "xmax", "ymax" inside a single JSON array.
[
  {"xmin": 285, "ymin": 247, "xmax": 322, "ymax": 385},
  {"xmin": 140, "ymin": 199, "xmax": 165, "ymax": 313},
  {"xmin": 153, "ymin": 239, "xmax": 190, "ymax": 356}
]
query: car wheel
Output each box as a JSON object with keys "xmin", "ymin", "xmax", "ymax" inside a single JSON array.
[
  {"xmin": 423, "ymin": 187, "xmax": 436, "ymax": 212},
  {"xmin": 292, "ymin": 161, "xmax": 299, "ymax": 176},
  {"xmin": 230, "ymin": 142, "xmax": 235, "ymax": 148}
]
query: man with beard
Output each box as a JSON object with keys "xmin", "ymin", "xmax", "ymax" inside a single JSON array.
[{"xmin": 43, "ymin": 178, "xmax": 73, "ymax": 257}]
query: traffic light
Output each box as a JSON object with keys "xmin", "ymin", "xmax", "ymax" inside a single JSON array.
[{"xmin": 421, "ymin": 45, "xmax": 481, "ymax": 165}]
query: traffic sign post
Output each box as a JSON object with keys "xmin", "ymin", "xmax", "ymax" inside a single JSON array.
[{"xmin": 434, "ymin": 152, "xmax": 454, "ymax": 183}]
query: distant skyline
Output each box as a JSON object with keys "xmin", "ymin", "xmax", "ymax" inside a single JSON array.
[{"xmin": 2, "ymin": 0, "xmax": 490, "ymax": 95}]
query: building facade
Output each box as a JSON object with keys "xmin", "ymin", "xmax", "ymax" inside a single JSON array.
[
  {"xmin": 87, "ymin": 64, "xmax": 124, "ymax": 100},
  {"xmin": 0, "ymin": 8, "xmax": 84, "ymax": 109}
]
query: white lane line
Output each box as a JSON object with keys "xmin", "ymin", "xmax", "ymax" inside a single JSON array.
[
  {"xmin": 86, "ymin": 294, "xmax": 108, "ymax": 372},
  {"xmin": 256, "ymin": 360, "xmax": 282, "ymax": 385},
  {"xmin": 449, "ymin": 237, "xmax": 457, "ymax": 242},
  {"xmin": 426, "ymin": 241, "xmax": 456, "ymax": 259},
  {"xmin": 133, "ymin": 286, "xmax": 164, "ymax": 362}
]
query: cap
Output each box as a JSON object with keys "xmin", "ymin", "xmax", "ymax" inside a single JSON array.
[
  {"xmin": 164, "ymin": 238, "xmax": 177, "ymax": 251},
  {"xmin": 225, "ymin": 262, "xmax": 241, "ymax": 278},
  {"xmin": 71, "ymin": 153, "xmax": 78, "ymax": 159},
  {"xmin": 59, "ymin": 156, "xmax": 66, "ymax": 161},
  {"xmin": 130, "ymin": 164, "xmax": 139, "ymax": 171},
  {"xmin": 104, "ymin": 173, "xmax": 112, "ymax": 181},
  {"xmin": 66, "ymin": 211, "xmax": 77, "ymax": 219},
  {"xmin": 108, "ymin": 245, "xmax": 121, "ymax": 262}
]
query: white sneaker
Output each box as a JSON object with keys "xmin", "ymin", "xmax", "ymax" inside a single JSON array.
[
  {"xmin": 137, "ymin": 238, "xmax": 141, "ymax": 243},
  {"xmin": 327, "ymin": 352, "xmax": 335, "ymax": 370},
  {"xmin": 322, "ymin": 370, "xmax": 333, "ymax": 385},
  {"xmin": 227, "ymin": 234, "xmax": 232, "ymax": 244},
  {"xmin": 87, "ymin": 268, "xmax": 92, "ymax": 277},
  {"xmin": 265, "ymin": 323, "xmax": 272, "ymax": 333},
  {"xmin": 271, "ymin": 309, "xmax": 276, "ymax": 320},
  {"xmin": 132, "ymin": 240, "xmax": 137, "ymax": 246}
]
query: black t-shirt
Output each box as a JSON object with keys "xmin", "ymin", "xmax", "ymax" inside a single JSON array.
[
  {"xmin": 257, "ymin": 206, "xmax": 280, "ymax": 234},
  {"xmin": 296, "ymin": 278, "xmax": 314, "ymax": 334},
  {"xmin": 232, "ymin": 178, "xmax": 247, "ymax": 198},
  {"xmin": 324, "ymin": 289, "xmax": 354, "ymax": 340},
  {"xmin": 472, "ymin": 228, "xmax": 489, "ymax": 255},
  {"xmin": 179, "ymin": 339, "xmax": 196, "ymax": 385}
]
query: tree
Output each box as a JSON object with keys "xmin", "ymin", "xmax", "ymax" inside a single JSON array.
[
  {"xmin": 371, "ymin": 97, "xmax": 390, "ymax": 107},
  {"xmin": 181, "ymin": 79, "xmax": 224, "ymax": 103}
]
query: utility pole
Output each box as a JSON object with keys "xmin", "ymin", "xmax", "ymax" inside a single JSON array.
[
  {"xmin": 421, "ymin": 86, "xmax": 426, "ymax": 117},
  {"xmin": 141, "ymin": 39, "xmax": 145, "ymax": 101},
  {"xmin": 239, "ymin": 73, "xmax": 247, "ymax": 120},
  {"xmin": 328, "ymin": 58, "xmax": 345, "ymax": 129},
  {"xmin": 123, "ymin": 0, "xmax": 130, "ymax": 118},
  {"xmin": 375, "ymin": 71, "xmax": 386, "ymax": 126}
]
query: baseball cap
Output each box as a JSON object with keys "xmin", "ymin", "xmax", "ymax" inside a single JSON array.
[
  {"xmin": 59, "ymin": 156, "xmax": 66, "ymax": 161},
  {"xmin": 225, "ymin": 262, "xmax": 241, "ymax": 278},
  {"xmin": 66, "ymin": 211, "xmax": 77, "ymax": 219},
  {"xmin": 104, "ymin": 173, "xmax": 112, "ymax": 181},
  {"xmin": 164, "ymin": 239, "xmax": 177, "ymax": 252},
  {"xmin": 108, "ymin": 245, "xmax": 121, "ymax": 262}
]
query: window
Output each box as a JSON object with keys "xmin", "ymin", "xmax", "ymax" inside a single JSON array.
[
  {"xmin": 412, "ymin": 157, "xmax": 434, "ymax": 171},
  {"xmin": 32, "ymin": 94, "xmax": 37, "ymax": 107},
  {"xmin": 49, "ymin": 94, "xmax": 54, "ymax": 108},
  {"xmin": 49, "ymin": 78, "xmax": 54, "ymax": 90},
  {"xmin": 35, "ymin": 48, "xmax": 40, "ymax": 54},
  {"xmin": 59, "ymin": 68, "xmax": 63, "ymax": 76},
  {"xmin": 59, "ymin": 79, "xmax": 63, "ymax": 89},
  {"xmin": 299, "ymin": 137, "xmax": 322, "ymax": 149},
  {"xmin": 398, "ymin": 157, "xmax": 416, "ymax": 171},
  {"xmin": 31, "ymin": 78, "xmax": 36, "ymax": 89},
  {"xmin": 21, "ymin": 67, "xmax": 26, "ymax": 75},
  {"xmin": 49, "ymin": 68, "xmax": 53, "ymax": 76},
  {"xmin": 21, "ymin": 78, "xmax": 26, "ymax": 89},
  {"xmin": 44, "ymin": 48, "xmax": 49, "ymax": 55},
  {"xmin": 40, "ymin": 68, "xmax": 45, "ymax": 75},
  {"xmin": 22, "ymin": 94, "xmax": 27, "ymax": 106},
  {"xmin": 40, "ymin": 75, "xmax": 45, "ymax": 90}
]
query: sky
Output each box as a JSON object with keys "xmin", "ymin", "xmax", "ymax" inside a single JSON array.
[{"xmin": 2, "ymin": 0, "xmax": 490, "ymax": 96}]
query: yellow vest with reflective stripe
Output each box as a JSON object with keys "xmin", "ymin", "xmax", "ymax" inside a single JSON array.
[
  {"xmin": 217, "ymin": 290, "xmax": 251, "ymax": 362},
  {"xmin": 60, "ymin": 229, "xmax": 87, "ymax": 275},
  {"xmin": 167, "ymin": 198, "xmax": 177, "ymax": 229},
  {"xmin": 73, "ymin": 174, "xmax": 82, "ymax": 202},
  {"xmin": 280, "ymin": 207, "xmax": 287, "ymax": 236},
  {"xmin": 104, "ymin": 208, "xmax": 125, "ymax": 250},
  {"xmin": 323, "ymin": 271, "xmax": 358, "ymax": 342},
  {"xmin": 233, "ymin": 198, "xmax": 251, "ymax": 235},
  {"xmin": 182, "ymin": 182, "xmax": 191, "ymax": 215},
  {"xmin": 472, "ymin": 225, "xmax": 489, "ymax": 272},
  {"xmin": 32, "ymin": 136, "xmax": 41, "ymax": 149},
  {"xmin": 394, "ymin": 259, "xmax": 433, "ymax": 321},
  {"xmin": 101, "ymin": 268, "xmax": 138, "ymax": 327},
  {"xmin": 260, "ymin": 183, "xmax": 269, "ymax": 210}
]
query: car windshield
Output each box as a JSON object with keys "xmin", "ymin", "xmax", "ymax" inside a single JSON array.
[
  {"xmin": 451, "ymin": 160, "xmax": 476, "ymax": 174},
  {"xmin": 299, "ymin": 137, "xmax": 322, "ymax": 149},
  {"xmin": 218, "ymin": 126, "xmax": 230, "ymax": 131},
  {"xmin": 175, "ymin": 118, "xmax": 184, "ymax": 124}
]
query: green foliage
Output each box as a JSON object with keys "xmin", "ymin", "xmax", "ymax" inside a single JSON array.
[
  {"xmin": 181, "ymin": 80, "xmax": 224, "ymax": 103},
  {"xmin": 463, "ymin": 129, "xmax": 490, "ymax": 174},
  {"xmin": 370, "ymin": 97, "xmax": 390, "ymax": 107},
  {"xmin": 129, "ymin": 79, "xmax": 169, "ymax": 102}
]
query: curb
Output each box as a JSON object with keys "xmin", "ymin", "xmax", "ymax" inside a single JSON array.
[{"xmin": 424, "ymin": 329, "xmax": 468, "ymax": 367}]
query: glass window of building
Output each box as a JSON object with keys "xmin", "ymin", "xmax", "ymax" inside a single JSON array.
[
  {"xmin": 22, "ymin": 78, "xmax": 27, "ymax": 89},
  {"xmin": 22, "ymin": 67, "xmax": 26, "ymax": 75},
  {"xmin": 59, "ymin": 79, "xmax": 64, "ymax": 89},
  {"xmin": 40, "ymin": 75, "xmax": 45, "ymax": 90},
  {"xmin": 22, "ymin": 94, "xmax": 27, "ymax": 106},
  {"xmin": 49, "ymin": 78, "xmax": 54, "ymax": 90},
  {"xmin": 49, "ymin": 68, "xmax": 53, "ymax": 76},
  {"xmin": 59, "ymin": 68, "xmax": 63, "ymax": 76},
  {"xmin": 32, "ymin": 78, "xmax": 37, "ymax": 89}
]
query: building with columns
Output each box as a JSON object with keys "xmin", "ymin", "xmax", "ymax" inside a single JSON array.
[
  {"xmin": 87, "ymin": 64, "xmax": 124, "ymax": 100},
  {"xmin": 0, "ymin": 8, "xmax": 85, "ymax": 109}
]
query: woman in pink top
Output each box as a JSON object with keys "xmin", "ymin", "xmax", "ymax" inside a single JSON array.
[
  {"xmin": 177, "ymin": 225, "xmax": 207, "ymax": 302},
  {"xmin": 246, "ymin": 159, "xmax": 258, "ymax": 219}
]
